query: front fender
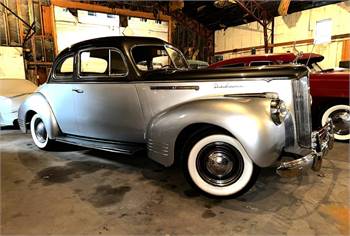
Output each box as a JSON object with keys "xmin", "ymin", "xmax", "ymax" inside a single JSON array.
[
  {"xmin": 18, "ymin": 92, "xmax": 60, "ymax": 139},
  {"xmin": 146, "ymin": 97, "xmax": 286, "ymax": 167}
]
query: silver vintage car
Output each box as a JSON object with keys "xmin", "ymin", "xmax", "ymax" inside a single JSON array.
[{"xmin": 18, "ymin": 36, "xmax": 334, "ymax": 197}]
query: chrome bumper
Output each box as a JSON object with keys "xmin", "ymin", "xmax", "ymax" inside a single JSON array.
[{"xmin": 276, "ymin": 118, "xmax": 334, "ymax": 177}]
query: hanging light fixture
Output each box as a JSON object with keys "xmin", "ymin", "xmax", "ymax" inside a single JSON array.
[{"xmin": 213, "ymin": 0, "xmax": 236, "ymax": 9}]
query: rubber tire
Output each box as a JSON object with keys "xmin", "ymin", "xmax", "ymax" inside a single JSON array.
[
  {"xmin": 321, "ymin": 104, "xmax": 350, "ymax": 141},
  {"xmin": 30, "ymin": 114, "xmax": 55, "ymax": 150},
  {"xmin": 182, "ymin": 128, "xmax": 260, "ymax": 198}
]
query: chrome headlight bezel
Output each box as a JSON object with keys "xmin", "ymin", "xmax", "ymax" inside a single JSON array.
[{"xmin": 270, "ymin": 99, "xmax": 288, "ymax": 125}]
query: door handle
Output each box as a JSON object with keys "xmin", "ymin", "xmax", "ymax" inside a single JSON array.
[{"xmin": 72, "ymin": 88, "xmax": 84, "ymax": 93}]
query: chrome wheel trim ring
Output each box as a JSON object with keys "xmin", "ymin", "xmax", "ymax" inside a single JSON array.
[
  {"xmin": 322, "ymin": 105, "xmax": 350, "ymax": 141},
  {"xmin": 34, "ymin": 120, "xmax": 47, "ymax": 143},
  {"xmin": 30, "ymin": 114, "xmax": 49, "ymax": 148}
]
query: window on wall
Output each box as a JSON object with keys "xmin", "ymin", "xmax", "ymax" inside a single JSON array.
[{"xmin": 79, "ymin": 48, "xmax": 127, "ymax": 78}]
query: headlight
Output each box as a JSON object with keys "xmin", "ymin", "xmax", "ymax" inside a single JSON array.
[{"xmin": 270, "ymin": 99, "xmax": 288, "ymax": 125}]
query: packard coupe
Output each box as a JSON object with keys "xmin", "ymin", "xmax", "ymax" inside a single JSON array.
[{"xmin": 18, "ymin": 37, "xmax": 334, "ymax": 197}]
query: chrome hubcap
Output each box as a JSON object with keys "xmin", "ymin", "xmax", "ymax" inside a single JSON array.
[
  {"xmin": 206, "ymin": 152, "xmax": 233, "ymax": 177},
  {"xmin": 196, "ymin": 142, "xmax": 244, "ymax": 187},
  {"xmin": 330, "ymin": 109, "xmax": 350, "ymax": 136},
  {"xmin": 34, "ymin": 119, "xmax": 47, "ymax": 143}
]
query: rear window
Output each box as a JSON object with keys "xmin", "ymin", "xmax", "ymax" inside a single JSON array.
[
  {"xmin": 249, "ymin": 61, "xmax": 273, "ymax": 66},
  {"xmin": 54, "ymin": 55, "xmax": 74, "ymax": 78}
]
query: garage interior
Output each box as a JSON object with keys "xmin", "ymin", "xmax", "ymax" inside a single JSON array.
[{"xmin": 1, "ymin": 0, "xmax": 350, "ymax": 235}]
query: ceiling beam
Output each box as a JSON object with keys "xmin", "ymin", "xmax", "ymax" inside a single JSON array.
[
  {"xmin": 234, "ymin": 0, "xmax": 274, "ymax": 53},
  {"xmin": 51, "ymin": 0, "xmax": 171, "ymax": 21}
]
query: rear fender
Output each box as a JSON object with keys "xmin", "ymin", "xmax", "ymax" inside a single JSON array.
[{"xmin": 18, "ymin": 92, "xmax": 60, "ymax": 139}]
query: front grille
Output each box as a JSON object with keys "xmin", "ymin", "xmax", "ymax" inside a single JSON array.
[{"xmin": 292, "ymin": 76, "xmax": 312, "ymax": 148}]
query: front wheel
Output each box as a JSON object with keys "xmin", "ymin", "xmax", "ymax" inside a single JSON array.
[
  {"xmin": 30, "ymin": 114, "xmax": 55, "ymax": 149},
  {"xmin": 321, "ymin": 104, "xmax": 350, "ymax": 141},
  {"xmin": 183, "ymin": 133, "xmax": 259, "ymax": 197}
]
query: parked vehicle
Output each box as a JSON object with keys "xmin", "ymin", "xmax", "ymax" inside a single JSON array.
[
  {"xmin": 0, "ymin": 79, "xmax": 37, "ymax": 127},
  {"xmin": 187, "ymin": 59, "xmax": 209, "ymax": 69},
  {"xmin": 18, "ymin": 37, "xmax": 334, "ymax": 197},
  {"xmin": 209, "ymin": 53, "xmax": 349, "ymax": 141}
]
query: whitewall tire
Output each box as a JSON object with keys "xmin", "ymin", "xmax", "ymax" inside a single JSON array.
[
  {"xmin": 185, "ymin": 134, "xmax": 257, "ymax": 197},
  {"xmin": 321, "ymin": 104, "xmax": 350, "ymax": 141},
  {"xmin": 30, "ymin": 114, "xmax": 52, "ymax": 149}
]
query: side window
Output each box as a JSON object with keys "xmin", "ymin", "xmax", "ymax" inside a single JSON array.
[
  {"xmin": 110, "ymin": 50, "xmax": 127, "ymax": 75},
  {"xmin": 79, "ymin": 48, "xmax": 127, "ymax": 78},
  {"xmin": 80, "ymin": 49, "xmax": 109, "ymax": 76},
  {"xmin": 55, "ymin": 55, "xmax": 74, "ymax": 78}
]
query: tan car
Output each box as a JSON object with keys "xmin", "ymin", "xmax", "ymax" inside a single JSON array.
[{"xmin": 0, "ymin": 79, "xmax": 37, "ymax": 127}]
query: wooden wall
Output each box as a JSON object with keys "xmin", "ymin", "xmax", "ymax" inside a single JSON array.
[{"xmin": 0, "ymin": 0, "xmax": 55, "ymax": 84}]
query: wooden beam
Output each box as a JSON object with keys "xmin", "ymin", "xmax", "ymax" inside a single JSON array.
[
  {"xmin": 168, "ymin": 18, "xmax": 172, "ymax": 43},
  {"xmin": 50, "ymin": 4, "xmax": 58, "ymax": 56},
  {"xmin": 51, "ymin": 0, "xmax": 171, "ymax": 21}
]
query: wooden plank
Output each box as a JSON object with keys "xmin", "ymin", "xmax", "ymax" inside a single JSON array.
[
  {"xmin": 51, "ymin": 0, "xmax": 171, "ymax": 21},
  {"xmin": 168, "ymin": 18, "xmax": 172, "ymax": 43},
  {"xmin": 16, "ymin": 0, "xmax": 23, "ymax": 44},
  {"xmin": 342, "ymin": 39, "xmax": 350, "ymax": 61},
  {"xmin": 50, "ymin": 4, "xmax": 58, "ymax": 56},
  {"xmin": 41, "ymin": 5, "xmax": 52, "ymax": 36}
]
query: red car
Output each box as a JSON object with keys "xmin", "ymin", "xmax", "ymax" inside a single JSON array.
[{"xmin": 209, "ymin": 53, "xmax": 349, "ymax": 141}]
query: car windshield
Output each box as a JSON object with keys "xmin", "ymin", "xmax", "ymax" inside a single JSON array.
[
  {"xmin": 132, "ymin": 45, "xmax": 188, "ymax": 71},
  {"xmin": 308, "ymin": 62, "xmax": 323, "ymax": 72}
]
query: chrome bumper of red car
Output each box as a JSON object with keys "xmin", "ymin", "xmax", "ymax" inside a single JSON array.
[{"xmin": 276, "ymin": 118, "xmax": 334, "ymax": 177}]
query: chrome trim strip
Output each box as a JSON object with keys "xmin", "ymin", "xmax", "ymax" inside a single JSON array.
[
  {"xmin": 225, "ymin": 92, "xmax": 278, "ymax": 99},
  {"xmin": 150, "ymin": 85, "xmax": 199, "ymax": 90}
]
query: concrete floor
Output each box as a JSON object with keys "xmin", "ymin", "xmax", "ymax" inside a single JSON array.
[{"xmin": 1, "ymin": 129, "xmax": 349, "ymax": 235}]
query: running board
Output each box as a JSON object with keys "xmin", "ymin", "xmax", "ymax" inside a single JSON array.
[{"xmin": 55, "ymin": 135, "xmax": 145, "ymax": 155}]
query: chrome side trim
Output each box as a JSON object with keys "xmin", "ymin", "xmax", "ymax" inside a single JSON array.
[
  {"xmin": 150, "ymin": 85, "xmax": 199, "ymax": 91},
  {"xmin": 225, "ymin": 92, "xmax": 278, "ymax": 99}
]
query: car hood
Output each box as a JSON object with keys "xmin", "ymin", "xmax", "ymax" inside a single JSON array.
[{"xmin": 141, "ymin": 65, "xmax": 309, "ymax": 81}]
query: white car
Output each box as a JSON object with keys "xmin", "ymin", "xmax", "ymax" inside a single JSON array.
[{"xmin": 0, "ymin": 79, "xmax": 37, "ymax": 127}]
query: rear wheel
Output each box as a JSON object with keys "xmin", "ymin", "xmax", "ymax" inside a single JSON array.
[
  {"xmin": 321, "ymin": 104, "xmax": 350, "ymax": 141},
  {"xmin": 30, "ymin": 114, "xmax": 55, "ymax": 149},
  {"xmin": 183, "ymin": 130, "xmax": 259, "ymax": 197}
]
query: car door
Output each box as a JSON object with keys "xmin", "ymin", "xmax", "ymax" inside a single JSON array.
[
  {"xmin": 39, "ymin": 53, "xmax": 80, "ymax": 135},
  {"xmin": 72, "ymin": 48, "xmax": 145, "ymax": 143}
]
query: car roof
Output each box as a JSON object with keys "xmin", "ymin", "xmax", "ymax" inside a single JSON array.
[{"xmin": 58, "ymin": 36, "xmax": 166, "ymax": 56}]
